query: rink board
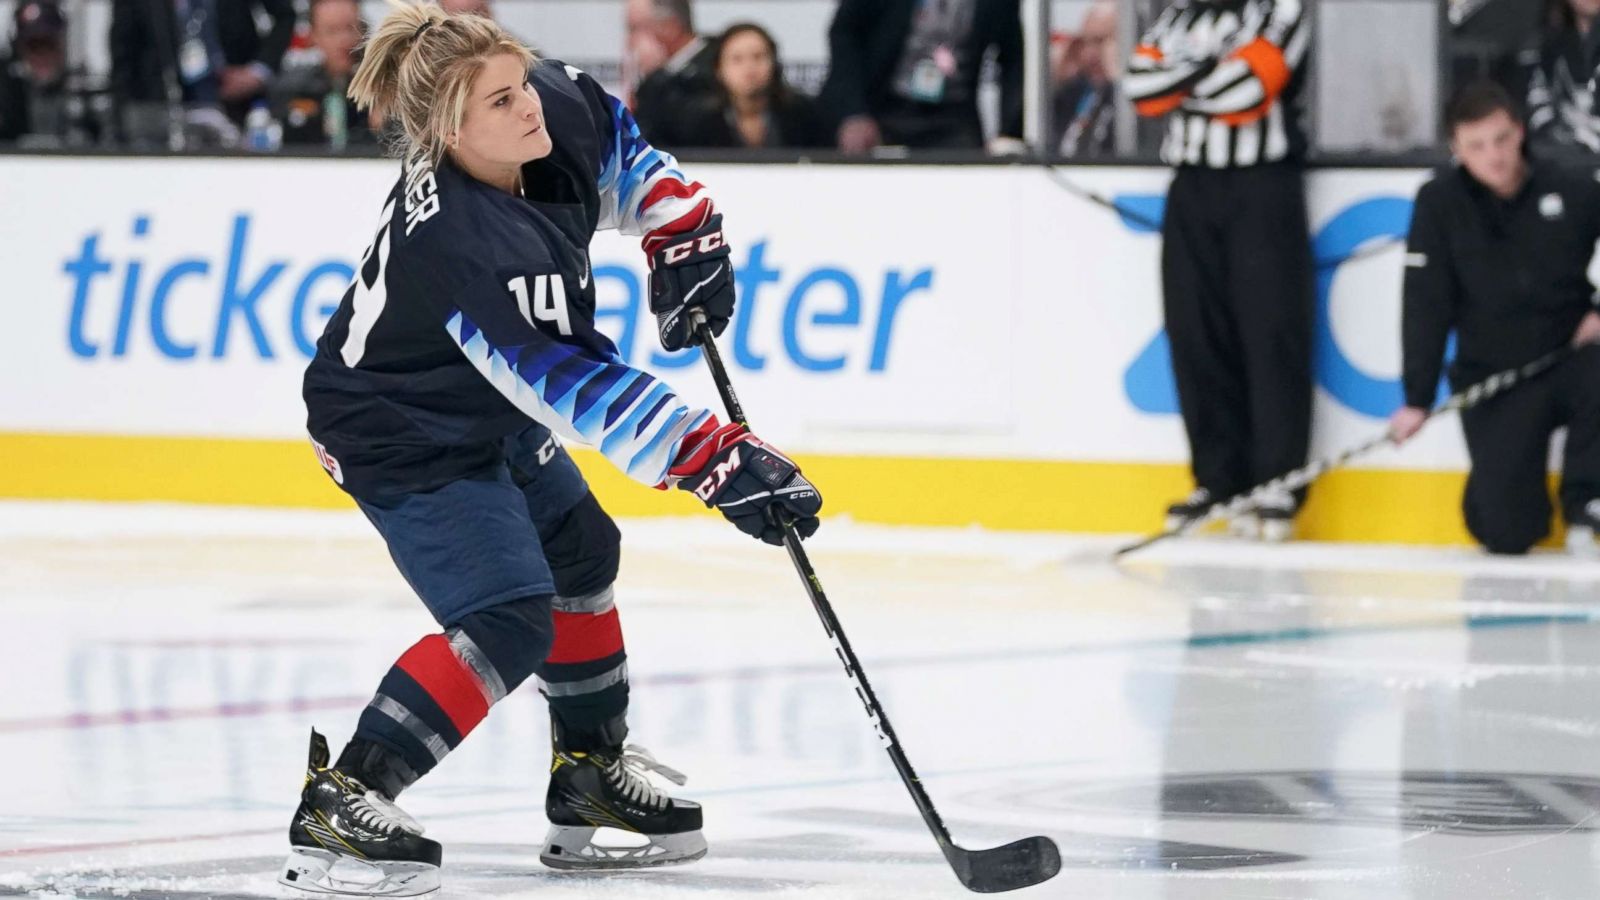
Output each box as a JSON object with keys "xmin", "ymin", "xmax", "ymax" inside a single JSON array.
[
  {"xmin": 0, "ymin": 432, "xmax": 1497, "ymax": 545},
  {"xmin": 0, "ymin": 157, "xmax": 1575, "ymax": 543}
]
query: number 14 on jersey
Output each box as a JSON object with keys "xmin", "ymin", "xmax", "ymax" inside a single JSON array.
[{"xmin": 507, "ymin": 274, "xmax": 573, "ymax": 336}]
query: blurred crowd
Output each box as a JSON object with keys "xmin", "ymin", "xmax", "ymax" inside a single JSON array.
[
  {"xmin": 3, "ymin": 0, "xmax": 1600, "ymax": 160},
  {"xmin": 1519, "ymin": 0, "xmax": 1600, "ymax": 157},
  {"xmin": 0, "ymin": 0, "xmax": 1039, "ymax": 154},
  {"xmin": 0, "ymin": 0, "xmax": 1120, "ymax": 156}
]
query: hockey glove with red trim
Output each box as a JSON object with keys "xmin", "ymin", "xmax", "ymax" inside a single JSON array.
[
  {"xmin": 668, "ymin": 420, "xmax": 822, "ymax": 545},
  {"xmin": 648, "ymin": 214, "xmax": 735, "ymax": 352}
]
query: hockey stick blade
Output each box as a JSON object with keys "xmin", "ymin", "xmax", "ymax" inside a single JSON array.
[{"xmin": 949, "ymin": 835, "xmax": 1063, "ymax": 893}]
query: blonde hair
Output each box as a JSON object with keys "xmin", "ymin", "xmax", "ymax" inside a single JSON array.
[{"xmin": 348, "ymin": 1, "xmax": 536, "ymax": 165}]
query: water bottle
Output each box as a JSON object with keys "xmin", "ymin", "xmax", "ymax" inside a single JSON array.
[
  {"xmin": 244, "ymin": 100, "xmax": 281, "ymax": 152},
  {"xmin": 323, "ymin": 90, "xmax": 348, "ymax": 152}
]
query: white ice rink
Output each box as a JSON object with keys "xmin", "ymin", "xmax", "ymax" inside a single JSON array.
[{"xmin": 3, "ymin": 501, "xmax": 1600, "ymax": 899}]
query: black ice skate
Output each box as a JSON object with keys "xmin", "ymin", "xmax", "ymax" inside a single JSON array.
[
  {"xmin": 1568, "ymin": 499, "xmax": 1600, "ymax": 558},
  {"xmin": 1164, "ymin": 487, "xmax": 1213, "ymax": 532},
  {"xmin": 540, "ymin": 744, "xmax": 706, "ymax": 869},
  {"xmin": 1253, "ymin": 489, "xmax": 1298, "ymax": 543},
  {"xmin": 279, "ymin": 730, "xmax": 442, "ymax": 897}
]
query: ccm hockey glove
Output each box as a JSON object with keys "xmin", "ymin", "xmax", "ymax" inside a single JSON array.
[
  {"xmin": 648, "ymin": 214, "xmax": 735, "ymax": 352},
  {"xmin": 668, "ymin": 420, "xmax": 822, "ymax": 545}
]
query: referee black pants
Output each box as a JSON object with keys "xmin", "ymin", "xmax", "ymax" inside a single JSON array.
[
  {"xmin": 1161, "ymin": 163, "xmax": 1315, "ymax": 501},
  {"xmin": 1459, "ymin": 345, "xmax": 1600, "ymax": 554}
]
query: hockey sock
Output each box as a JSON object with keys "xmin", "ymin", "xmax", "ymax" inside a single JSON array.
[
  {"xmin": 349, "ymin": 596, "xmax": 553, "ymax": 792},
  {"xmin": 538, "ymin": 583, "xmax": 630, "ymax": 751}
]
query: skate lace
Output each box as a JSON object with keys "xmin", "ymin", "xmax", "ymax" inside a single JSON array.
[
  {"xmin": 604, "ymin": 745, "xmax": 688, "ymax": 811},
  {"xmin": 348, "ymin": 789, "xmax": 425, "ymax": 837}
]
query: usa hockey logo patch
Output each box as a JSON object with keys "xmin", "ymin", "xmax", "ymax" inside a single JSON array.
[{"xmin": 310, "ymin": 438, "xmax": 344, "ymax": 485}]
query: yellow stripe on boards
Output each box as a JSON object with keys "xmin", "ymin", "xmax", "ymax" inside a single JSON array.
[{"xmin": 0, "ymin": 431, "xmax": 1565, "ymax": 546}]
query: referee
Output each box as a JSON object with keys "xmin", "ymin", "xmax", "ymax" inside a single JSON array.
[
  {"xmin": 1390, "ymin": 82, "xmax": 1600, "ymax": 556},
  {"xmin": 1125, "ymin": 0, "xmax": 1313, "ymax": 541}
]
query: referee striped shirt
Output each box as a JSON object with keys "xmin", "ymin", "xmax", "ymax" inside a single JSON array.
[{"xmin": 1123, "ymin": 0, "xmax": 1309, "ymax": 168}]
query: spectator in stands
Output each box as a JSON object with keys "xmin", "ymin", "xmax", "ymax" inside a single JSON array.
[
  {"xmin": 819, "ymin": 0, "xmax": 1023, "ymax": 155},
  {"xmin": 110, "ymin": 0, "xmax": 295, "ymax": 141},
  {"xmin": 0, "ymin": 0, "xmax": 84, "ymax": 144},
  {"xmin": 674, "ymin": 22, "xmax": 828, "ymax": 149},
  {"xmin": 1390, "ymin": 82, "xmax": 1600, "ymax": 556},
  {"xmin": 439, "ymin": 0, "xmax": 494, "ymax": 19},
  {"xmin": 627, "ymin": 0, "xmax": 716, "ymax": 147},
  {"xmin": 271, "ymin": 0, "xmax": 373, "ymax": 148},
  {"xmin": 1125, "ymin": 0, "xmax": 1314, "ymax": 541},
  {"xmin": 1520, "ymin": 0, "xmax": 1600, "ymax": 155},
  {"xmin": 1050, "ymin": 0, "xmax": 1117, "ymax": 158}
]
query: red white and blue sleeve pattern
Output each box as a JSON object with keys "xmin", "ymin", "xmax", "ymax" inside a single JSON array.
[
  {"xmin": 590, "ymin": 86, "xmax": 716, "ymax": 257},
  {"xmin": 444, "ymin": 269, "xmax": 714, "ymax": 487}
]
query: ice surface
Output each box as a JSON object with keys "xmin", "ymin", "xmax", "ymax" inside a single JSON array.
[{"xmin": 2, "ymin": 501, "xmax": 1599, "ymax": 899}]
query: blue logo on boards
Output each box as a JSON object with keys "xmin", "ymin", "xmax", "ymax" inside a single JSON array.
[
  {"xmin": 1117, "ymin": 192, "xmax": 1445, "ymax": 419},
  {"xmin": 60, "ymin": 216, "xmax": 932, "ymax": 374}
]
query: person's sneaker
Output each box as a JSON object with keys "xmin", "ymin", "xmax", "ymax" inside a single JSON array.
[
  {"xmin": 541, "ymin": 744, "xmax": 706, "ymax": 870},
  {"xmin": 1567, "ymin": 499, "xmax": 1600, "ymax": 558},
  {"xmin": 1256, "ymin": 488, "xmax": 1298, "ymax": 543},
  {"xmin": 1165, "ymin": 487, "xmax": 1215, "ymax": 532},
  {"xmin": 279, "ymin": 730, "xmax": 441, "ymax": 897}
]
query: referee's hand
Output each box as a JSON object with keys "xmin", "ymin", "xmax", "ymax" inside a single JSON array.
[
  {"xmin": 1389, "ymin": 406, "xmax": 1428, "ymax": 445},
  {"xmin": 1574, "ymin": 311, "xmax": 1600, "ymax": 348}
]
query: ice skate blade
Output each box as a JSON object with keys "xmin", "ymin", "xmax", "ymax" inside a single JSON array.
[
  {"xmin": 1229, "ymin": 513, "xmax": 1261, "ymax": 540},
  {"xmin": 540, "ymin": 825, "xmax": 708, "ymax": 870},
  {"xmin": 1259, "ymin": 517, "xmax": 1294, "ymax": 543},
  {"xmin": 1164, "ymin": 514, "xmax": 1217, "ymax": 534},
  {"xmin": 1568, "ymin": 525, "xmax": 1598, "ymax": 558},
  {"xmin": 279, "ymin": 847, "xmax": 440, "ymax": 897}
]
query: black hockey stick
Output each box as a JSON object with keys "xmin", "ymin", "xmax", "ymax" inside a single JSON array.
[
  {"xmin": 1043, "ymin": 166, "xmax": 1401, "ymax": 271},
  {"xmin": 689, "ymin": 312, "xmax": 1062, "ymax": 894},
  {"xmin": 1114, "ymin": 345, "xmax": 1575, "ymax": 560}
]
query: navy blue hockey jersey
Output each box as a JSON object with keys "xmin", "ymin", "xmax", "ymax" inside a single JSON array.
[{"xmin": 303, "ymin": 60, "xmax": 718, "ymax": 498}]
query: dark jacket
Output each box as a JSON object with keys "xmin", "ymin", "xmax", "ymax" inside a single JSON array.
[
  {"xmin": 671, "ymin": 91, "xmax": 831, "ymax": 149},
  {"xmin": 1402, "ymin": 161, "xmax": 1600, "ymax": 408},
  {"xmin": 0, "ymin": 54, "xmax": 32, "ymax": 141},
  {"xmin": 0, "ymin": 54, "xmax": 98, "ymax": 145},
  {"xmin": 819, "ymin": 0, "xmax": 1023, "ymax": 139},
  {"xmin": 109, "ymin": 0, "xmax": 295, "ymax": 104},
  {"xmin": 271, "ymin": 61, "xmax": 374, "ymax": 147},
  {"xmin": 632, "ymin": 37, "xmax": 718, "ymax": 148}
]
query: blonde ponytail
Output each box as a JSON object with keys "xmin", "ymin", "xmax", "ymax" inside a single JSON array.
[{"xmin": 348, "ymin": 1, "xmax": 535, "ymax": 165}]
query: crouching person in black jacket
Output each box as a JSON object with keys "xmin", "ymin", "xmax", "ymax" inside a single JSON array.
[{"xmin": 1391, "ymin": 82, "xmax": 1600, "ymax": 556}]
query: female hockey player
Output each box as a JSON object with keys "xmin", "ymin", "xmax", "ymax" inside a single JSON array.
[{"xmin": 280, "ymin": 3, "xmax": 823, "ymax": 895}]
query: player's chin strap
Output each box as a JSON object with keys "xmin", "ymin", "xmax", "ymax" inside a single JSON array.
[
  {"xmin": 686, "ymin": 309, "xmax": 1062, "ymax": 895},
  {"xmin": 1113, "ymin": 344, "xmax": 1577, "ymax": 560}
]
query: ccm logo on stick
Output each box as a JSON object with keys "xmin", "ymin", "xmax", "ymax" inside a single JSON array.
[{"xmin": 662, "ymin": 231, "xmax": 724, "ymax": 266}]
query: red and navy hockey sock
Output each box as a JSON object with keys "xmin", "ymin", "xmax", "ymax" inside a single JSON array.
[
  {"xmin": 538, "ymin": 583, "xmax": 630, "ymax": 751},
  {"xmin": 345, "ymin": 597, "xmax": 552, "ymax": 794}
]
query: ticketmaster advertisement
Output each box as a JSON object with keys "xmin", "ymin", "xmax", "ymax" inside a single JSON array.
[{"xmin": 0, "ymin": 157, "xmax": 1509, "ymax": 536}]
